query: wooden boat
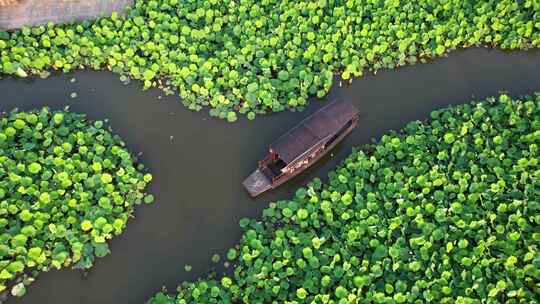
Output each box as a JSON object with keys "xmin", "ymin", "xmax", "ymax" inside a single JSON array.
[{"xmin": 243, "ymin": 98, "xmax": 359, "ymax": 197}]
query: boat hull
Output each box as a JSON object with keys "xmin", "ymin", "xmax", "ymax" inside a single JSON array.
[{"xmin": 243, "ymin": 117, "xmax": 358, "ymax": 197}]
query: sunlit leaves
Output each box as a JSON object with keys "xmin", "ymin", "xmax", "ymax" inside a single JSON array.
[
  {"xmin": 0, "ymin": 107, "xmax": 153, "ymax": 300},
  {"xmin": 81, "ymin": 220, "xmax": 93, "ymax": 231},
  {"xmin": 149, "ymin": 93, "xmax": 540, "ymax": 304},
  {"xmin": 3, "ymin": 1, "xmax": 539, "ymax": 121},
  {"xmin": 27, "ymin": 162, "xmax": 41, "ymax": 174}
]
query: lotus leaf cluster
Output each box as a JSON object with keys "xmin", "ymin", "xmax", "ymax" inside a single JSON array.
[
  {"xmin": 148, "ymin": 93, "xmax": 540, "ymax": 303},
  {"xmin": 0, "ymin": 108, "xmax": 153, "ymax": 298},
  {"xmin": 1, "ymin": 1, "xmax": 540, "ymax": 120}
]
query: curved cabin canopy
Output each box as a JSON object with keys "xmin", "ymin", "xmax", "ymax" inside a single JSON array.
[{"xmin": 269, "ymin": 98, "xmax": 359, "ymax": 165}]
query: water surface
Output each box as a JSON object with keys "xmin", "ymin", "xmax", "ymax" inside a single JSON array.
[{"xmin": 1, "ymin": 47, "xmax": 539, "ymax": 304}]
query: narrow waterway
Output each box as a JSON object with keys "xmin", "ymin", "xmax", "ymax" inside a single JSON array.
[{"xmin": 1, "ymin": 47, "xmax": 539, "ymax": 304}]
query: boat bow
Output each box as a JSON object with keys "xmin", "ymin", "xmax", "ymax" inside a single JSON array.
[{"xmin": 243, "ymin": 169, "xmax": 272, "ymax": 197}]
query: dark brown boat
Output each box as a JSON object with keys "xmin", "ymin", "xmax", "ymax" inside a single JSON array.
[{"xmin": 243, "ymin": 98, "xmax": 359, "ymax": 197}]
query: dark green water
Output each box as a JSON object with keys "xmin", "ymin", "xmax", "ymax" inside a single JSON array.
[{"xmin": 1, "ymin": 48, "xmax": 540, "ymax": 304}]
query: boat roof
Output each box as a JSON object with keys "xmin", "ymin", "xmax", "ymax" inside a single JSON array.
[{"xmin": 270, "ymin": 98, "xmax": 358, "ymax": 164}]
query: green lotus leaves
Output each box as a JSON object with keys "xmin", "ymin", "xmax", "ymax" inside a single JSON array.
[
  {"xmin": 144, "ymin": 194, "xmax": 155, "ymax": 204},
  {"xmin": 94, "ymin": 243, "xmax": 111, "ymax": 258},
  {"xmin": 0, "ymin": 270, "xmax": 12, "ymax": 280},
  {"xmin": 334, "ymin": 286, "xmax": 348, "ymax": 299},
  {"xmin": 6, "ymin": 261, "xmax": 24, "ymax": 274},
  {"xmin": 81, "ymin": 220, "xmax": 93, "ymax": 231},
  {"xmin": 148, "ymin": 93, "xmax": 539, "ymax": 304},
  {"xmin": 27, "ymin": 248, "xmax": 42, "ymax": 261},
  {"xmin": 1, "ymin": 1, "xmax": 540, "ymax": 120},
  {"xmin": 0, "ymin": 107, "xmax": 153, "ymax": 300},
  {"xmin": 100, "ymin": 173, "xmax": 113, "ymax": 184},
  {"xmin": 296, "ymin": 287, "xmax": 308, "ymax": 299},
  {"xmin": 226, "ymin": 249, "xmax": 237, "ymax": 261},
  {"xmin": 27, "ymin": 162, "xmax": 41, "ymax": 174}
]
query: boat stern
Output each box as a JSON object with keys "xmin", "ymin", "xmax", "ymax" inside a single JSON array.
[{"xmin": 243, "ymin": 169, "xmax": 272, "ymax": 197}]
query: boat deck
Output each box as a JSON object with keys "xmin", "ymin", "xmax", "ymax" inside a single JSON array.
[{"xmin": 243, "ymin": 169, "xmax": 272, "ymax": 197}]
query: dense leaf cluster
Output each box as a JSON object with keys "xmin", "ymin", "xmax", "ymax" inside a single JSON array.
[
  {"xmin": 0, "ymin": 108, "xmax": 153, "ymax": 298},
  {"xmin": 1, "ymin": 1, "xmax": 540, "ymax": 120},
  {"xmin": 148, "ymin": 93, "xmax": 540, "ymax": 303}
]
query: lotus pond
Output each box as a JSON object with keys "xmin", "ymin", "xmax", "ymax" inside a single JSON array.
[
  {"xmin": 0, "ymin": 47, "xmax": 538, "ymax": 304},
  {"xmin": 0, "ymin": 107, "xmax": 153, "ymax": 300},
  {"xmin": 150, "ymin": 92, "xmax": 540, "ymax": 303},
  {"xmin": 1, "ymin": 0, "xmax": 539, "ymax": 120}
]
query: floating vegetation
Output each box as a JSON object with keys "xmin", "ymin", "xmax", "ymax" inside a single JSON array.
[
  {"xmin": 119, "ymin": 75, "xmax": 131, "ymax": 85},
  {"xmin": 148, "ymin": 93, "xmax": 540, "ymax": 303},
  {"xmin": 0, "ymin": 107, "xmax": 153, "ymax": 299},
  {"xmin": 1, "ymin": 1, "xmax": 539, "ymax": 120}
]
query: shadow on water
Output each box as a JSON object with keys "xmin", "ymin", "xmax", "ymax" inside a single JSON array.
[{"xmin": 0, "ymin": 47, "xmax": 539, "ymax": 304}]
